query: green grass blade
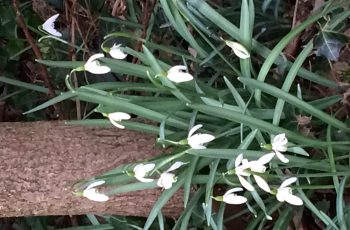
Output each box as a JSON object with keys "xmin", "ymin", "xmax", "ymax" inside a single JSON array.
[
  {"xmin": 75, "ymin": 90, "xmax": 188, "ymax": 129},
  {"xmin": 183, "ymin": 156, "xmax": 199, "ymax": 208},
  {"xmin": 187, "ymin": 103, "xmax": 349, "ymax": 150},
  {"xmin": 143, "ymin": 175, "xmax": 186, "ymax": 230},
  {"xmin": 23, "ymin": 92, "xmax": 75, "ymax": 114},
  {"xmin": 205, "ymin": 159, "xmax": 220, "ymax": 225},
  {"xmin": 254, "ymin": 9, "xmax": 329, "ymax": 106},
  {"xmin": 238, "ymin": 77, "xmax": 349, "ymax": 132},
  {"xmin": 273, "ymin": 41, "xmax": 313, "ymax": 126},
  {"xmin": 336, "ymin": 177, "xmax": 347, "ymax": 230},
  {"xmin": 186, "ymin": 0, "xmax": 338, "ymax": 88},
  {"xmin": 0, "ymin": 76, "xmax": 49, "ymax": 93}
]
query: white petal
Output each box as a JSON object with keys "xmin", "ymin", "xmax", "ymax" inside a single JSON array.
[
  {"xmin": 84, "ymin": 54, "xmax": 111, "ymax": 74},
  {"xmin": 83, "ymin": 188, "xmax": 109, "ymax": 202},
  {"xmin": 276, "ymin": 190, "xmax": 286, "ymax": 202},
  {"xmin": 134, "ymin": 163, "xmax": 155, "ymax": 175},
  {"xmin": 86, "ymin": 180, "xmax": 105, "ymax": 190},
  {"xmin": 86, "ymin": 53, "xmax": 104, "ymax": 63},
  {"xmin": 224, "ymin": 187, "xmax": 243, "ymax": 196},
  {"xmin": 235, "ymin": 154, "xmax": 244, "ymax": 167},
  {"xmin": 86, "ymin": 64, "xmax": 111, "ymax": 74},
  {"xmin": 108, "ymin": 112, "xmax": 131, "ymax": 121},
  {"xmin": 284, "ymin": 194, "xmax": 303, "ymax": 206},
  {"xmin": 188, "ymin": 133, "xmax": 215, "ymax": 149},
  {"xmin": 168, "ymin": 65, "xmax": 187, "ymax": 74},
  {"xmin": 223, "ymin": 194, "xmax": 247, "ymax": 204},
  {"xmin": 109, "ymin": 119, "xmax": 125, "ymax": 129},
  {"xmin": 275, "ymin": 151, "xmax": 289, "ymax": 163},
  {"xmin": 110, "ymin": 44, "xmax": 128, "ymax": 59},
  {"xmin": 257, "ymin": 152, "xmax": 275, "ymax": 165},
  {"xmin": 167, "ymin": 72, "xmax": 194, "ymax": 83},
  {"xmin": 188, "ymin": 124, "xmax": 203, "ymax": 138},
  {"xmin": 253, "ymin": 175, "xmax": 271, "ymax": 193},
  {"xmin": 225, "ymin": 41, "xmax": 250, "ymax": 59},
  {"xmin": 42, "ymin": 14, "xmax": 62, "ymax": 37},
  {"xmin": 249, "ymin": 163, "xmax": 266, "ymax": 173},
  {"xmin": 238, "ymin": 175, "xmax": 255, "ymax": 191},
  {"xmin": 272, "ymin": 133, "xmax": 288, "ymax": 152},
  {"xmin": 157, "ymin": 172, "xmax": 175, "ymax": 189},
  {"xmin": 280, "ymin": 177, "xmax": 297, "ymax": 188},
  {"xmin": 166, "ymin": 161, "xmax": 186, "ymax": 172}
]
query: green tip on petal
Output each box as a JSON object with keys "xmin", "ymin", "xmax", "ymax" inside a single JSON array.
[
  {"xmin": 75, "ymin": 66, "xmax": 85, "ymax": 72},
  {"xmin": 179, "ymin": 139, "xmax": 189, "ymax": 145},
  {"xmin": 261, "ymin": 143, "xmax": 273, "ymax": 150},
  {"xmin": 226, "ymin": 169, "xmax": 235, "ymax": 175},
  {"xmin": 212, "ymin": 196, "xmax": 224, "ymax": 202}
]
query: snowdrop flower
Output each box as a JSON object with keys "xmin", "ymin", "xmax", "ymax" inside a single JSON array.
[
  {"xmin": 271, "ymin": 133, "xmax": 289, "ymax": 163},
  {"xmin": 109, "ymin": 44, "xmax": 128, "ymax": 59},
  {"xmin": 107, "ymin": 112, "xmax": 131, "ymax": 129},
  {"xmin": 157, "ymin": 161, "xmax": 186, "ymax": 189},
  {"xmin": 234, "ymin": 153, "xmax": 275, "ymax": 193},
  {"xmin": 83, "ymin": 180, "xmax": 109, "ymax": 202},
  {"xmin": 133, "ymin": 163, "xmax": 155, "ymax": 182},
  {"xmin": 42, "ymin": 14, "xmax": 62, "ymax": 37},
  {"xmin": 276, "ymin": 177, "xmax": 303, "ymax": 206},
  {"xmin": 220, "ymin": 187, "xmax": 247, "ymax": 205},
  {"xmin": 187, "ymin": 124, "xmax": 215, "ymax": 149},
  {"xmin": 225, "ymin": 40, "xmax": 250, "ymax": 59},
  {"xmin": 167, "ymin": 65, "xmax": 194, "ymax": 83},
  {"xmin": 84, "ymin": 53, "xmax": 111, "ymax": 74}
]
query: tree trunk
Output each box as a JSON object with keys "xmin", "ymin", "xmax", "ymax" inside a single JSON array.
[{"xmin": 0, "ymin": 121, "xmax": 183, "ymax": 217}]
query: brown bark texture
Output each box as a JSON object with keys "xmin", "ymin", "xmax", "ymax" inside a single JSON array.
[{"xmin": 0, "ymin": 122, "xmax": 183, "ymax": 217}]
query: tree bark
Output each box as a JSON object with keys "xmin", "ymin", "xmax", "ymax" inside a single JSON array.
[{"xmin": 0, "ymin": 121, "xmax": 183, "ymax": 217}]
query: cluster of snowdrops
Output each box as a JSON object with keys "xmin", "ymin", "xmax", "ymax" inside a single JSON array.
[{"xmin": 41, "ymin": 14, "xmax": 304, "ymax": 214}]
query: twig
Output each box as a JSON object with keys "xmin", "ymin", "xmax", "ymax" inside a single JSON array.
[
  {"xmin": 66, "ymin": 0, "xmax": 82, "ymax": 120},
  {"xmin": 132, "ymin": 0, "xmax": 157, "ymax": 65},
  {"xmin": 12, "ymin": 0, "xmax": 64, "ymax": 119}
]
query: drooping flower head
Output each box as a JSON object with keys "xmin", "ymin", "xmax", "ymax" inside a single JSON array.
[
  {"xmin": 276, "ymin": 177, "xmax": 303, "ymax": 206},
  {"xmin": 167, "ymin": 65, "xmax": 194, "ymax": 83},
  {"xmin": 234, "ymin": 153, "xmax": 275, "ymax": 193},
  {"xmin": 107, "ymin": 112, "xmax": 131, "ymax": 129},
  {"xmin": 222, "ymin": 187, "xmax": 247, "ymax": 204},
  {"xmin": 83, "ymin": 180, "xmax": 109, "ymax": 202},
  {"xmin": 187, "ymin": 124, "xmax": 215, "ymax": 149},
  {"xmin": 109, "ymin": 44, "xmax": 128, "ymax": 59},
  {"xmin": 157, "ymin": 161, "xmax": 186, "ymax": 189},
  {"xmin": 84, "ymin": 53, "xmax": 111, "ymax": 74},
  {"xmin": 225, "ymin": 40, "xmax": 250, "ymax": 59},
  {"xmin": 133, "ymin": 163, "xmax": 155, "ymax": 182},
  {"xmin": 42, "ymin": 14, "xmax": 62, "ymax": 37},
  {"xmin": 271, "ymin": 133, "xmax": 289, "ymax": 163}
]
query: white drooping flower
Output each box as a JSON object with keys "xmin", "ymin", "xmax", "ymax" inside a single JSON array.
[
  {"xmin": 234, "ymin": 153, "xmax": 275, "ymax": 193},
  {"xmin": 271, "ymin": 133, "xmax": 289, "ymax": 163},
  {"xmin": 276, "ymin": 177, "xmax": 303, "ymax": 206},
  {"xmin": 109, "ymin": 44, "xmax": 128, "ymax": 59},
  {"xmin": 157, "ymin": 161, "xmax": 186, "ymax": 189},
  {"xmin": 167, "ymin": 65, "xmax": 194, "ymax": 83},
  {"xmin": 84, "ymin": 53, "xmax": 111, "ymax": 74},
  {"xmin": 83, "ymin": 180, "xmax": 109, "ymax": 202},
  {"xmin": 187, "ymin": 124, "xmax": 215, "ymax": 149},
  {"xmin": 225, "ymin": 40, "xmax": 250, "ymax": 59},
  {"xmin": 222, "ymin": 187, "xmax": 247, "ymax": 204},
  {"xmin": 108, "ymin": 112, "xmax": 131, "ymax": 129},
  {"xmin": 42, "ymin": 14, "xmax": 62, "ymax": 37},
  {"xmin": 133, "ymin": 163, "xmax": 155, "ymax": 182}
]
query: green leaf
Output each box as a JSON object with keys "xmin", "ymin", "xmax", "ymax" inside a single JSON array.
[
  {"xmin": 23, "ymin": 92, "xmax": 75, "ymax": 114},
  {"xmin": 143, "ymin": 174, "xmax": 186, "ymax": 230},
  {"xmin": 238, "ymin": 77, "xmax": 350, "ymax": 132}
]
